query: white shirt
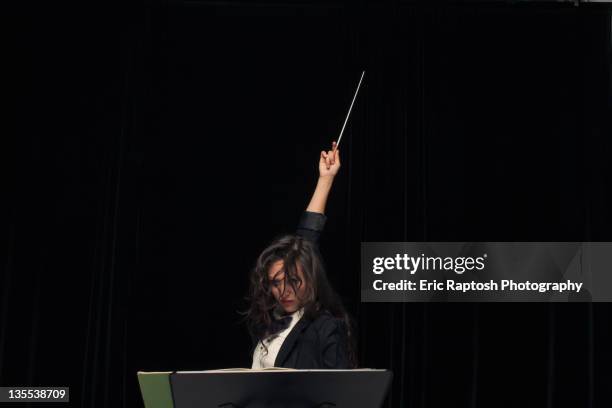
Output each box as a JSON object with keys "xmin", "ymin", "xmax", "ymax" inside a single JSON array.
[{"xmin": 251, "ymin": 308, "xmax": 304, "ymax": 369}]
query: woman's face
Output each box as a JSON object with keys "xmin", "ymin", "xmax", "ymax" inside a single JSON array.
[{"xmin": 268, "ymin": 260, "xmax": 307, "ymax": 313}]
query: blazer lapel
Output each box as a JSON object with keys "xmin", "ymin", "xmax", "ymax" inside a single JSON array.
[{"xmin": 274, "ymin": 317, "xmax": 310, "ymax": 367}]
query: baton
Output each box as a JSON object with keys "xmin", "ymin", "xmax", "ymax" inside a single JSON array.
[{"xmin": 336, "ymin": 70, "xmax": 365, "ymax": 149}]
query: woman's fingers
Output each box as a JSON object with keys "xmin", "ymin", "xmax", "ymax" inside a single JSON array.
[
  {"xmin": 321, "ymin": 141, "xmax": 341, "ymax": 172},
  {"xmin": 330, "ymin": 141, "xmax": 338, "ymax": 165},
  {"xmin": 321, "ymin": 150, "xmax": 330, "ymax": 170}
]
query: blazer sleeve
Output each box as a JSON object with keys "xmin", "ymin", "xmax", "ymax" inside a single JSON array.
[
  {"xmin": 296, "ymin": 211, "xmax": 327, "ymax": 244},
  {"xmin": 318, "ymin": 317, "xmax": 350, "ymax": 369}
]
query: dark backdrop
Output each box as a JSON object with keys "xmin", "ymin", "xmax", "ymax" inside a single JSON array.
[{"xmin": 3, "ymin": 1, "xmax": 612, "ymax": 407}]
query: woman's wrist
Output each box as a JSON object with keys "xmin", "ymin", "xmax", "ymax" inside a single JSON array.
[
  {"xmin": 306, "ymin": 176, "xmax": 335, "ymax": 214},
  {"xmin": 315, "ymin": 176, "xmax": 334, "ymax": 196},
  {"xmin": 317, "ymin": 175, "xmax": 335, "ymax": 185}
]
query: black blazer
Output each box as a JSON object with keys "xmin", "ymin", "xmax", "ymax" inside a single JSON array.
[{"xmin": 250, "ymin": 211, "xmax": 351, "ymax": 369}]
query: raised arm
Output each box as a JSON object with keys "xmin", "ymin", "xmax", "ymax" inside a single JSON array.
[
  {"xmin": 297, "ymin": 142, "xmax": 341, "ymax": 243},
  {"xmin": 306, "ymin": 141, "xmax": 341, "ymax": 215}
]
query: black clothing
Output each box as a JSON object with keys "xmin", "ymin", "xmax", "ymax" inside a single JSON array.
[
  {"xmin": 295, "ymin": 210, "xmax": 327, "ymax": 244},
  {"xmin": 272, "ymin": 309, "xmax": 350, "ymax": 369},
  {"xmin": 250, "ymin": 211, "xmax": 351, "ymax": 369}
]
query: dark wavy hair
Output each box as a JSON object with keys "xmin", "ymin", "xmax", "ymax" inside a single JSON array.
[{"xmin": 243, "ymin": 234, "xmax": 357, "ymax": 368}]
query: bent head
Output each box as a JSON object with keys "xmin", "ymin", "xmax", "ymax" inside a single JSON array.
[
  {"xmin": 250, "ymin": 235, "xmax": 322, "ymax": 315},
  {"xmin": 267, "ymin": 259, "xmax": 307, "ymax": 313}
]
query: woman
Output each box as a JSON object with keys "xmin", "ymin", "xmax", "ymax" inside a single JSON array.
[{"xmin": 245, "ymin": 141, "xmax": 356, "ymax": 369}]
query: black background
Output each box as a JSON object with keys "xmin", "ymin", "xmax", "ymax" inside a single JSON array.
[{"xmin": 3, "ymin": 0, "xmax": 612, "ymax": 407}]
